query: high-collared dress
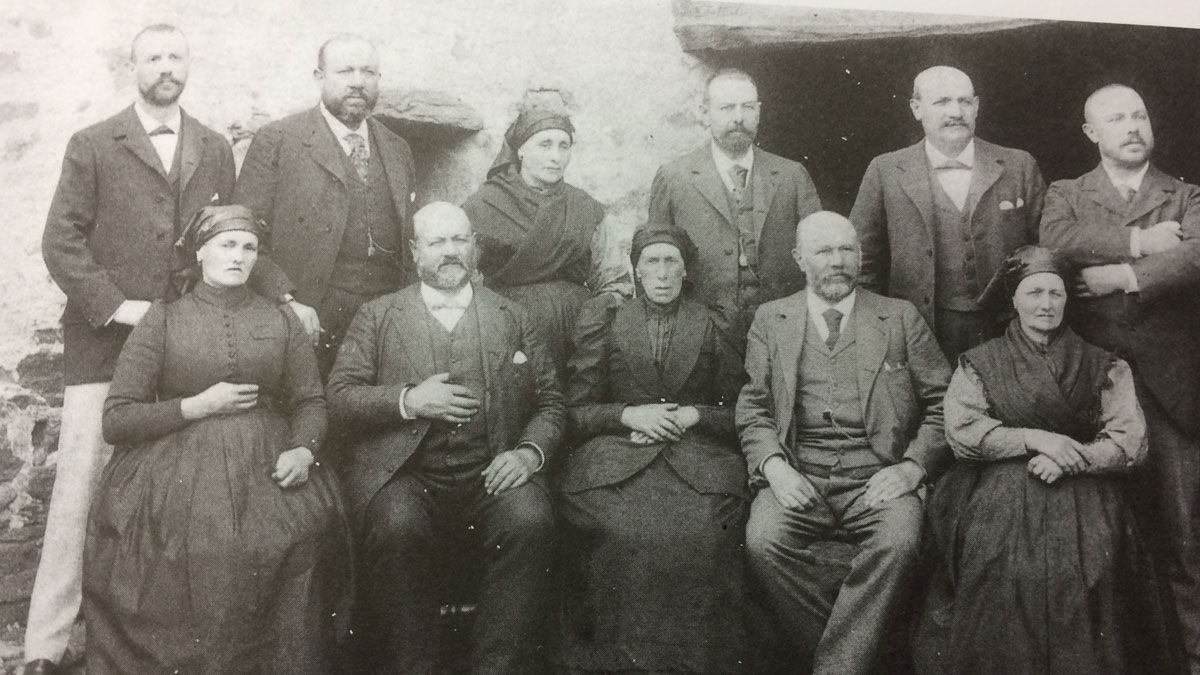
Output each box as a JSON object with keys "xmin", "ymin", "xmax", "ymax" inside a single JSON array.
[{"xmin": 83, "ymin": 282, "xmax": 348, "ymax": 674}]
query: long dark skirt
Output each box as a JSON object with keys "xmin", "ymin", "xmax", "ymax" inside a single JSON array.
[
  {"xmin": 914, "ymin": 460, "xmax": 1174, "ymax": 675},
  {"xmin": 83, "ymin": 409, "xmax": 349, "ymax": 674},
  {"xmin": 558, "ymin": 456, "xmax": 749, "ymax": 673}
]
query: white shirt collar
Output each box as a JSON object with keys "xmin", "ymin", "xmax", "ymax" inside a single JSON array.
[
  {"xmin": 924, "ymin": 138, "xmax": 975, "ymax": 169},
  {"xmin": 133, "ymin": 100, "xmax": 181, "ymax": 135},
  {"xmin": 806, "ymin": 287, "xmax": 857, "ymax": 335},
  {"xmin": 711, "ymin": 140, "xmax": 755, "ymax": 177},
  {"xmin": 320, "ymin": 102, "xmax": 369, "ymax": 148},
  {"xmin": 1103, "ymin": 161, "xmax": 1150, "ymax": 193},
  {"xmin": 420, "ymin": 282, "xmax": 473, "ymax": 309}
]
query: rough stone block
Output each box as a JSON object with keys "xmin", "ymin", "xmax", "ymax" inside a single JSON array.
[
  {"xmin": 16, "ymin": 351, "xmax": 62, "ymax": 408},
  {"xmin": 376, "ymin": 89, "xmax": 484, "ymax": 142}
]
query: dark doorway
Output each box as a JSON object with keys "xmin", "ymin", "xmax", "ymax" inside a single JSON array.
[{"xmin": 700, "ymin": 21, "xmax": 1200, "ymax": 215}]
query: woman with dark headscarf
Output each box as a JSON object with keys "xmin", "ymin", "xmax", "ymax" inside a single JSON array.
[
  {"xmin": 461, "ymin": 107, "xmax": 605, "ymax": 375},
  {"xmin": 556, "ymin": 225, "xmax": 750, "ymax": 673},
  {"xmin": 83, "ymin": 206, "xmax": 348, "ymax": 674},
  {"xmin": 913, "ymin": 245, "xmax": 1174, "ymax": 674}
]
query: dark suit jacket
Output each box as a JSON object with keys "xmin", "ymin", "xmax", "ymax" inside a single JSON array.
[
  {"xmin": 233, "ymin": 107, "xmax": 417, "ymax": 303},
  {"xmin": 736, "ymin": 289, "xmax": 952, "ymax": 482},
  {"xmin": 559, "ymin": 293, "xmax": 748, "ymax": 496},
  {"xmin": 648, "ymin": 145, "xmax": 821, "ymax": 320},
  {"xmin": 1040, "ymin": 164, "xmax": 1200, "ymax": 435},
  {"xmin": 850, "ymin": 139, "xmax": 1045, "ymax": 329},
  {"xmin": 325, "ymin": 283, "xmax": 564, "ymax": 522},
  {"xmin": 41, "ymin": 105, "xmax": 236, "ymax": 384}
]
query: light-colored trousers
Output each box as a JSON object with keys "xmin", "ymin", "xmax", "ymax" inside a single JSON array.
[{"xmin": 24, "ymin": 382, "xmax": 113, "ymax": 663}]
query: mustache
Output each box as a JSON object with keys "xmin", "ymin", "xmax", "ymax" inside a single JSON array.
[
  {"xmin": 153, "ymin": 76, "xmax": 183, "ymax": 87},
  {"xmin": 942, "ymin": 119, "xmax": 969, "ymax": 127},
  {"xmin": 438, "ymin": 257, "xmax": 465, "ymax": 268},
  {"xmin": 1122, "ymin": 134, "xmax": 1146, "ymax": 146}
]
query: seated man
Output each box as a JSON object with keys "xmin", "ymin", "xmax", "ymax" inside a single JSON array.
[
  {"xmin": 326, "ymin": 202, "xmax": 563, "ymax": 673},
  {"xmin": 738, "ymin": 211, "xmax": 951, "ymax": 675}
]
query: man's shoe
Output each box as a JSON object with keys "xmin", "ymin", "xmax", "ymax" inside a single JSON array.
[{"xmin": 21, "ymin": 659, "xmax": 57, "ymax": 675}]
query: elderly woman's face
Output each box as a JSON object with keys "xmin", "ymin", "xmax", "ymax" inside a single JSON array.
[
  {"xmin": 636, "ymin": 242, "xmax": 686, "ymax": 305},
  {"xmin": 519, "ymin": 129, "xmax": 572, "ymax": 189},
  {"xmin": 1013, "ymin": 272, "xmax": 1066, "ymax": 338},
  {"xmin": 198, "ymin": 230, "xmax": 259, "ymax": 289}
]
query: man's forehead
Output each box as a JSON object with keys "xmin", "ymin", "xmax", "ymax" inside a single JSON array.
[
  {"xmin": 918, "ymin": 76, "xmax": 973, "ymax": 98},
  {"xmin": 1089, "ymin": 88, "xmax": 1145, "ymax": 115}
]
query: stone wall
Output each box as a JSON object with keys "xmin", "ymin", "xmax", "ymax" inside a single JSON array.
[{"xmin": 0, "ymin": 0, "xmax": 715, "ymax": 645}]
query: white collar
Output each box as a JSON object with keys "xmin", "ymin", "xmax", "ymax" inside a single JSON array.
[
  {"xmin": 133, "ymin": 100, "xmax": 181, "ymax": 135},
  {"xmin": 924, "ymin": 138, "xmax": 975, "ymax": 169},
  {"xmin": 320, "ymin": 101, "xmax": 369, "ymax": 142},
  {"xmin": 420, "ymin": 282, "xmax": 473, "ymax": 308},
  {"xmin": 806, "ymin": 287, "xmax": 857, "ymax": 322},
  {"xmin": 711, "ymin": 140, "xmax": 755, "ymax": 175},
  {"xmin": 1102, "ymin": 161, "xmax": 1150, "ymax": 193}
]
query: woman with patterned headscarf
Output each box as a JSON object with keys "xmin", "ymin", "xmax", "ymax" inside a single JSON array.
[
  {"xmin": 462, "ymin": 107, "xmax": 605, "ymax": 378},
  {"xmin": 913, "ymin": 245, "xmax": 1174, "ymax": 674},
  {"xmin": 556, "ymin": 224, "xmax": 750, "ymax": 673},
  {"xmin": 83, "ymin": 206, "xmax": 349, "ymax": 674}
]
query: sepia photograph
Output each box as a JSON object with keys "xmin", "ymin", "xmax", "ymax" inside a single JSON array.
[{"xmin": 0, "ymin": 0, "xmax": 1198, "ymax": 672}]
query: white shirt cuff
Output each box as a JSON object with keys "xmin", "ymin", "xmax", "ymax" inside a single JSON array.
[
  {"xmin": 1122, "ymin": 263, "xmax": 1139, "ymax": 293},
  {"xmin": 1130, "ymin": 228, "xmax": 1142, "ymax": 258},
  {"xmin": 398, "ymin": 385, "xmax": 416, "ymax": 420},
  {"xmin": 517, "ymin": 442, "xmax": 546, "ymax": 472}
]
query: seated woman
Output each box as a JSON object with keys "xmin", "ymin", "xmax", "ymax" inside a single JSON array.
[
  {"xmin": 84, "ymin": 206, "xmax": 348, "ymax": 674},
  {"xmin": 914, "ymin": 245, "xmax": 1173, "ymax": 675},
  {"xmin": 462, "ymin": 107, "xmax": 605, "ymax": 376},
  {"xmin": 557, "ymin": 225, "xmax": 749, "ymax": 673}
]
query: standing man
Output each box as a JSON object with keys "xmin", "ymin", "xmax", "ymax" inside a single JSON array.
[
  {"xmin": 648, "ymin": 68, "xmax": 822, "ymax": 344},
  {"xmin": 1040, "ymin": 83, "xmax": 1200, "ymax": 673},
  {"xmin": 234, "ymin": 34, "xmax": 417, "ymax": 376},
  {"xmin": 851, "ymin": 65, "xmax": 1046, "ymax": 362},
  {"xmin": 326, "ymin": 202, "xmax": 561, "ymax": 673},
  {"xmin": 31, "ymin": 25, "xmax": 236, "ymax": 675},
  {"xmin": 739, "ymin": 212, "xmax": 950, "ymax": 675}
]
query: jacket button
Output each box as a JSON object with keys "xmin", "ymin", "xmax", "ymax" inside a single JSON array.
[
  {"xmin": 725, "ymin": 248, "xmax": 734, "ymax": 256},
  {"xmin": 926, "ymin": 250, "xmax": 933, "ymax": 258},
  {"xmin": 923, "ymin": 297, "xmax": 931, "ymax": 304},
  {"xmin": 157, "ymin": 233, "xmax": 165, "ymax": 241}
]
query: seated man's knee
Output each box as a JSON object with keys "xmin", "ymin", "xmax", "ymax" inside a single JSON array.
[
  {"xmin": 868, "ymin": 499, "xmax": 922, "ymax": 567},
  {"xmin": 489, "ymin": 483, "xmax": 554, "ymax": 544},
  {"xmin": 363, "ymin": 485, "xmax": 433, "ymax": 555},
  {"xmin": 745, "ymin": 502, "xmax": 788, "ymax": 565}
]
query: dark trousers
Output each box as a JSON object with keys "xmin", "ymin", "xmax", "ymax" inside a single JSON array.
[
  {"xmin": 745, "ymin": 467, "xmax": 922, "ymax": 675},
  {"xmin": 1135, "ymin": 381, "xmax": 1200, "ymax": 673},
  {"xmin": 355, "ymin": 464, "xmax": 555, "ymax": 674},
  {"xmin": 933, "ymin": 308, "xmax": 1000, "ymax": 365},
  {"xmin": 315, "ymin": 286, "xmax": 378, "ymax": 379}
]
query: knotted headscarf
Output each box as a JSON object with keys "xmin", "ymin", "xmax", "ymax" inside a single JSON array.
[
  {"xmin": 486, "ymin": 108, "xmax": 575, "ymax": 179},
  {"xmin": 175, "ymin": 204, "xmax": 265, "ymax": 254},
  {"xmin": 976, "ymin": 245, "xmax": 1072, "ymax": 310}
]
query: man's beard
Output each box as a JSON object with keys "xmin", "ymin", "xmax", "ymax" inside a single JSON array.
[
  {"xmin": 812, "ymin": 273, "xmax": 855, "ymax": 303},
  {"xmin": 418, "ymin": 257, "xmax": 473, "ymax": 291},
  {"xmin": 325, "ymin": 90, "xmax": 377, "ymax": 126},
  {"xmin": 715, "ymin": 126, "xmax": 755, "ymax": 156},
  {"xmin": 140, "ymin": 77, "xmax": 184, "ymax": 106}
]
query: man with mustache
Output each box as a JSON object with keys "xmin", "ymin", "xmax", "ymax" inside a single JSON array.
[
  {"xmin": 738, "ymin": 211, "xmax": 950, "ymax": 674},
  {"xmin": 31, "ymin": 24, "xmax": 240, "ymax": 675},
  {"xmin": 235, "ymin": 34, "xmax": 417, "ymax": 377},
  {"xmin": 851, "ymin": 65, "xmax": 1046, "ymax": 363},
  {"xmin": 1040, "ymin": 83, "xmax": 1200, "ymax": 674},
  {"xmin": 648, "ymin": 68, "xmax": 822, "ymax": 347},
  {"xmin": 327, "ymin": 202, "xmax": 562, "ymax": 672}
]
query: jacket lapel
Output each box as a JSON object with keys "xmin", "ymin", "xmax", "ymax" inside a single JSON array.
[
  {"xmin": 750, "ymin": 147, "xmax": 779, "ymax": 250},
  {"xmin": 472, "ymin": 287, "xmax": 507, "ymax": 442},
  {"xmin": 369, "ymin": 117, "xmax": 413, "ymax": 224},
  {"xmin": 852, "ymin": 293, "xmax": 890, "ymax": 425},
  {"xmin": 385, "ymin": 286, "xmax": 436, "ymax": 383},
  {"xmin": 178, "ymin": 110, "xmax": 205, "ymax": 193},
  {"xmin": 1125, "ymin": 166, "xmax": 1176, "ymax": 226},
  {"xmin": 894, "ymin": 142, "xmax": 936, "ymax": 243},
  {"xmin": 302, "ymin": 107, "xmax": 350, "ymax": 187},
  {"xmin": 772, "ymin": 294, "xmax": 805, "ymax": 440},
  {"xmin": 114, "ymin": 105, "xmax": 169, "ymax": 183},
  {"xmin": 966, "ymin": 140, "xmax": 1003, "ymax": 218},
  {"xmin": 689, "ymin": 146, "xmax": 735, "ymax": 227},
  {"xmin": 1079, "ymin": 164, "xmax": 1132, "ymax": 220},
  {"xmin": 661, "ymin": 298, "xmax": 707, "ymax": 396}
]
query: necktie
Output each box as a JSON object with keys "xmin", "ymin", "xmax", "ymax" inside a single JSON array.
[
  {"xmin": 729, "ymin": 164, "xmax": 749, "ymax": 202},
  {"xmin": 1122, "ymin": 185, "xmax": 1137, "ymax": 203},
  {"xmin": 934, "ymin": 159, "xmax": 970, "ymax": 171},
  {"xmin": 148, "ymin": 125, "xmax": 175, "ymax": 137},
  {"xmin": 823, "ymin": 308, "xmax": 843, "ymax": 351},
  {"xmin": 346, "ymin": 132, "xmax": 369, "ymax": 182}
]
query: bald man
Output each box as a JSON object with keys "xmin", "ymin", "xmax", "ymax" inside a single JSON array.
[
  {"xmin": 739, "ymin": 212, "xmax": 950, "ymax": 674},
  {"xmin": 851, "ymin": 66, "xmax": 1045, "ymax": 363},
  {"xmin": 326, "ymin": 202, "xmax": 562, "ymax": 673},
  {"xmin": 235, "ymin": 34, "xmax": 417, "ymax": 377},
  {"xmin": 1040, "ymin": 83, "xmax": 1200, "ymax": 673}
]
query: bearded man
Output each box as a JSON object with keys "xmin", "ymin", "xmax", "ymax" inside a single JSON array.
[
  {"xmin": 647, "ymin": 68, "xmax": 822, "ymax": 345},
  {"xmin": 326, "ymin": 202, "xmax": 563, "ymax": 673},
  {"xmin": 235, "ymin": 34, "xmax": 417, "ymax": 376},
  {"xmin": 737, "ymin": 211, "xmax": 951, "ymax": 675}
]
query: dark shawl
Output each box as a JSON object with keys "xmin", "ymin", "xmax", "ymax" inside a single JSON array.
[
  {"xmin": 462, "ymin": 168, "xmax": 604, "ymax": 288},
  {"xmin": 962, "ymin": 319, "xmax": 1113, "ymax": 443}
]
